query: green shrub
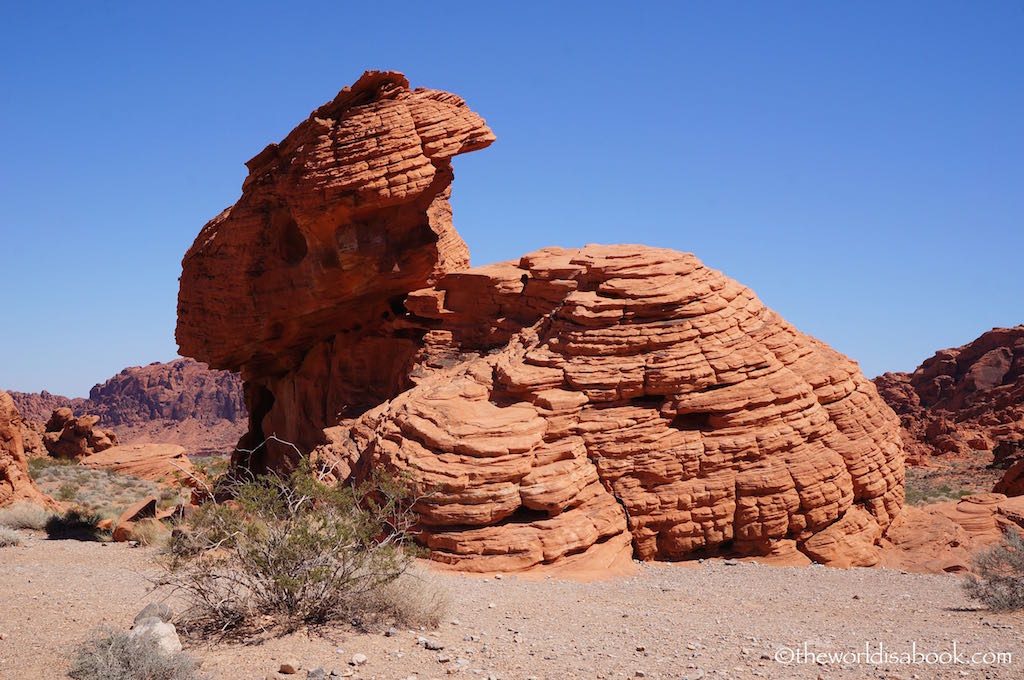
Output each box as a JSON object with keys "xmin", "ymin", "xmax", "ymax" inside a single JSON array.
[
  {"xmin": 0, "ymin": 501, "xmax": 53, "ymax": 530},
  {"xmin": 162, "ymin": 460, "xmax": 426, "ymax": 633},
  {"xmin": 68, "ymin": 628, "xmax": 205, "ymax": 680},
  {"xmin": 0, "ymin": 526, "xmax": 22, "ymax": 547},
  {"xmin": 963, "ymin": 528, "xmax": 1024, "ymax": 611},
  {"xmin": 58, "ymin": 482, "xmax": 79, "ymax": 501},
  {"xmin": 27, "ymin": 456, "xmax": 75, "ymax": 475}
]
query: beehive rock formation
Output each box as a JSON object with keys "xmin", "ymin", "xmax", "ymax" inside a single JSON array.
[
  {"xmin": 177, "ymin": 71, "xmax": 905, "ymax": 571},
  {"xmin": 1, "ymin": 391, "xmax": 58, "ymax": 509}
]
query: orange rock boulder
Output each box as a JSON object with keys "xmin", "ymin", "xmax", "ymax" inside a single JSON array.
[
  {"xmin": 995, "ymin": 458, "xmax": 1024, "ymax": 497},
  {"xmin": 1, "ymin": 391, "xmax": 58, "ymax": 509},
  {"xmin": 177, "ymin": 71, "xmax": 905, "ymax": 572},
  {"xmin": 42, "ymin": 407, "xmax": 119, "ymax": 459},
  {"xmin": 880, "ymin": 493, "xmax": 1024, "ymax": 573}
]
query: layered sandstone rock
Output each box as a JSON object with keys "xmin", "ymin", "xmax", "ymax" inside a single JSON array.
[
  {"xmin": 82, "ymin": 443, "xmax": 194, "ymax": 484},
  {"xmin": 880, "ymin": 493, "xmax": 1024, "ymax": 573},
  {"xmin": 42, "ymin": 408, "xmax": 119, "ymax": 459},
  {"xmin": 0, "ymin": 391, "xmax": 58, "ymax": 509},
  {"xmin": 874, "ymin": 326, "xmax": 1024, "ymax": 464},
  {"xmin": 177, "ymin": 71, "xmax": 905, "ymax": 572}
]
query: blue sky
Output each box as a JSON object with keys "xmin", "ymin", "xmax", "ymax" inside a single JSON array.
[{"xmin": 1, "ymin": 2, "xmax": 1021, "ymax": 396}]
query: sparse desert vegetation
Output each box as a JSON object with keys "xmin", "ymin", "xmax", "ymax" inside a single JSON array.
[
  {"xmin": 0, "ymin": 501, "xmax": 54, "ymax": 530},
  {"xmin": 964, "ymin": 527, "xmax": 1024, "ymax": 612},
  {"xmin": 29, "ymin": 458, "xmax": 187, "ymax": 520},
  {"xmin": 68, "ymin": 628, "xmax": 205, "ymax": 680},
  {"xmin": 162, "ymin": 463, "xmax": 431, "ymax": 634},
  {"xmin": 904, "ymin": 465, "xmax": 983, "ymax": 505},
  {"xmin": 0, "ymin": 526, "xmax": 22, "ymax": 547}
]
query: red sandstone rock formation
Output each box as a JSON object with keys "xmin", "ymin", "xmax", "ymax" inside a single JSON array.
[
  {"xmin": 82, "ymin": 443, "xmax": 194, "ymax": 484},
  {"xmin": 42, "ymin": 407, "xmax": 119, "ymax": 459},
  {"xmin": 0, "ymin": 391, "xmax": 58, "ymax": 509},
  {"xmin": 880, "ymin": 493, "xmax": 1024, "ymax": 573},
  {"xmin": 994, "ymin": 459, "xmax": 1024, "ymax": 497},
  {"xmin": 9, "ymin": 358, "xmax": 246, "ymax": 455},
  {"xmin": 177, "ymin": 71, "xmax": 905, "ymax": 572},
  {"xmin": 874, "ymin": 326, "xmax": 1024, "ymax": 465}
]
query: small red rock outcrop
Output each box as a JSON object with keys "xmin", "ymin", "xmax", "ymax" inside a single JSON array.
[
  {"xmin": 880, "ymin": 493, "xmax": 1024, "ymax": 573},
  {"xmin": 0, "ymin": 391, "xmax": 58, "ymax": 509},
  {"xmin": 82, "ymin": 443, "xmax": 194, "ymax": 484},
  {"xmin": 177, "ymin": 71, "xmax": 905, "ymax": 572},
  {"xmin": 42, "ymin": 407, "xmax": 119, "ymax": 459},
  {"xmin": 994, "ymin": 459, "xmax": 1024, "ymax": 497},
  {"xmin": 874, "ymin": 326, "xmax": 1024, "ymax": 465}
]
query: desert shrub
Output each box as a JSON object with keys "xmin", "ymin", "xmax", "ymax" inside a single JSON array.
[
  {"xmin": 158, "ymin": 486, "xmax": 183, "ymax": 507},
  {"xmin": 162, "ymin": 460, "xmax": 426, "ymax": 633},
  {"xmin": 0, "ymin": 526, "xmax": 22, "ymax": 547},
  {"xmin": 963, "ymin": 528, "xmax": 1024, "ymax": 612},
  {"xmin": 27, "ymin": 456, "xmax": 75, "ymax": 475},
  {"xmin": 130, "ymin": 518, "xmax": 171, "ymax": 547},
  {"xmin": 0, "ymin": 501, "xmax": 53, "ymax": 530},
  {"xmin": 189, "ymin": 455, "xmax": 229, "ymax": 481},
  {"xmin": 58, "ymin": 482, "xmax": 79, "ymax": 501},
  {"xmin": 45, "ymin": 509, "xmax": 106, "ymax": 541},
  {"xmin": 68, "ymin": 627, "xmax": 205, "ymax": 680},
  {"xmin": 361, "ymin": 571, "xmax": 451, "ymax": 628}
]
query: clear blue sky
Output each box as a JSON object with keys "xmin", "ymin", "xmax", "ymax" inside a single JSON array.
[{"xmin": 1, "ymin": 2, "xmax": 1022, "ymax": 397}]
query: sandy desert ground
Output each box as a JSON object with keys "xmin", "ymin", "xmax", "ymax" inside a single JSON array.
[{"xmin": 1, "ymin": 530, "xmax": 1020, "ymax": 680}]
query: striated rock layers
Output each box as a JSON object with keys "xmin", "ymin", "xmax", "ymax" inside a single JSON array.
[
  {"xmin": 177, "ymin": 71, "xmax": 905, "ymax": 572},
  {"xmin": 1, "ymin": 391, "xmax": 58, "ymax": 508},
  {"xmin": 874, "ymin": 326, "xmax": 1024, "ymax": 465}
]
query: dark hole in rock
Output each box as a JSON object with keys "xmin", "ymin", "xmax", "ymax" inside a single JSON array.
[
  {"xmin": 671, "ymin": 412, "xmax": 713, "ymax": 432},
  {"xmin": 274, "ymin": 211, "xmax": 307, "ymax": 265},
  {"xmin": 388, "ymin": 294, "xmax": 407, "ymax": 317}
]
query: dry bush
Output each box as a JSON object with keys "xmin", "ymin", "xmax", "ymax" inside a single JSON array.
[
  {"xmin": 130, "ymin": 518, "xmax": 171, "ymax": 547},
  {"xmin": 361, "ymin": 570, "xmax": 451, "ymax": 628},
  {"xmin": 161, "ymin": 459, "xmax": 430, "ymax": 634},
  {"xmin": 0, "ymin": 501, "xmax": 53, "ymax": 530},
  {"xmin": 68, "ymin": 627, "xmax": 205, "ymax": 680},
  {"xmin": 0, "ymin": 526, "xmax": 22, "ymax": 547},
  {"xmin": 963, "ymin": 528, "xmax": 1024, "ymax": 611}
]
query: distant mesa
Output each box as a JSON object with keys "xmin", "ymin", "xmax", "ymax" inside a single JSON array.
[
  {"xmin": 175, "ymin": 70, "xmax": 908, "ymax": 573},
  {"xmin": 9, "ymin": 357, "xmax": 246, "ymax": 456}
]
